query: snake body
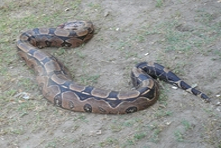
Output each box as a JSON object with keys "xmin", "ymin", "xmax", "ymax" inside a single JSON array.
[{"xmin": 16, "ymin": 21, "xmax": 210, "ymax": 114}]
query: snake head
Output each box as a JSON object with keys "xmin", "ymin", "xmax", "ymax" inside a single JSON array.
[{"xmin": 57, "ymin": 21, "xmax": 94, "ymax": 34}]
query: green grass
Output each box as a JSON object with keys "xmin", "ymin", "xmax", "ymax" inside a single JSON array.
[
  {"xmin": 76, "ymin": 49, "xmax": 86, "ymax": 59},
  {"xmin": 74, "ymin": 114, "xmax": 88, "ymax": 123},
  {"xmin": 154, "ymin": 109, "xmax": 173, "ymax": 119},
  {"xmin": 181, "ymin": 119, "xmax": 191, "ymax": 131},
  {"xmin": 18, "ymin": 77, "xmax": 38, "ymax": 91},
  {"xmin": 158, "ymin": 86, "xmax": 168, "ymax": 106},
  {"xmin": 134, "ymin": 132, "xmax": 146, "ymax": 140},
  {"xmin": 147, "ymin": 122, "xmax": 163, "ymax": 143},
  {"xmin": 110, "ymin": 124, "xmax": 122, "ymax": 132},
  {"xmin": 99, "ymin": 137, "xmax": 119, "ymax": 147},
  {"xmin": 150, "ymin": 128, "xmax": 161, "ymax": 143},
  {"xmin": 211, "ymin": 49, "xmax": 221, "ymax": 60},
  {"xmin": 122, "ymin": 119, "xmax": 136, "ymax": 127},
  {"xmin": 45, "ymin": 139, "xmax": 57, "ymax": 148},
  {"xmin": 10, "ymin": 126, "xmax": 25, "ymax": 135},
  {"xmin": 2, "ymin": 89, "xmax": 17, "ymax": 99},
  {"xmin": 156, "ymin": 0, "xmax": 164, "ymax": 8},
  {"xmin": 174, "ymin": 130, "xmax": 184, "ymax": 142},
  {"xmin": 173, "ymin": 119, "xmax": 195, "ymax": 142},
  {"xmin": 80, "ymin": 74, "xmax": 100, "ymax": 85},
  {"xmin": 139, "ymin": 17, "xmax": 220, "ymax": 58}
]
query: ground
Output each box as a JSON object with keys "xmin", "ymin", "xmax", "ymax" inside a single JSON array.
[{"xmin": 0, "ymin": 0, "xmax": 221, "ymax": 148}]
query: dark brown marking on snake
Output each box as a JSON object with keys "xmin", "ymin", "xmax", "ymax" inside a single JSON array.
[
  {"xmin": 69, "ymin": 101, "xmax": 75, "ymax": 109},
  {"xmin": 84, "ymin": 104, "xmax": 92, "ymax": 112},
  {"xmin": 54, "ymin": 95, "xmax": 62, "ymax": 107},
  {"xmin": 125, "ymin": 106, "xmax": 138, "ymax": 113}
]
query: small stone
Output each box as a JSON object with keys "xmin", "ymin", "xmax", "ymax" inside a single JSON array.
[
  {"xmin": 104, "ymin": 10, "xmax": 110, "ymax": 17},
  {"xmin": 172, "ymin": 86, "xmax": 178, "ymax": 90},
  {"xmin": 96, "ymin": 130, "xmax": 102, "ymax": 135},
  {"xmin": 65, "ymin": 8, "xmax": 70, "ymax": 11},
  {"xmin": 166, "ymin": 121, "xmax": 172, "ymax": 125},
  {"xmin": 191, "ymin": 83, "xmax": 198, "ymax": 88},
  {"xmin": 216, "ymin": 94, "xmax": 220, "ymax": 97},
  {"xmin": 14, "ymin": 92, "xmax": 30, "ymax": 100}
]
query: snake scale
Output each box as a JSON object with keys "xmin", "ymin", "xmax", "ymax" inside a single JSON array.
[{"xmin": 16, "ymin": 21, "xmax": 210, "ymax": 114}]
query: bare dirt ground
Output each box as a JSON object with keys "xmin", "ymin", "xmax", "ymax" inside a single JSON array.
[{"xmin": 0, "ymin": 0, "xmax": 221, "ymax": 148}]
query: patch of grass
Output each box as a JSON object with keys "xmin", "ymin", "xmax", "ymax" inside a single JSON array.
[
  {"xmin": 45, "ymin": 136, "xmax": 78, "ymax": 147},
  {"xmin": 134, "ymin": 132, "xmax": 146, "ymax": 140},
  {"xmin": 174, "ymin": 130, "xmax": 184, "ymax": 142},
  {"xmin": 164, "ymin": 30, "xmax": 192, "ymax": 52},
  {"xmin": 87, "ymin": 2, "xmax": 102, "ymax": 10},
  {"xmin": 203, "ymin": 108, "xmax": 215, "ymax": 116},
  {"xmin": 124, "ymin": 138, "xmax": 135, "ymax": 146},
  {"xmin": 18, "ymin": 77, "xmax": 37, "ymax": 91},
  {"xmin": 156, "ymin": 0, "xmax": 164, "ymax": 8},
  {"xmin": 151, "ymin": 128, "xmax": 161, "ymax": 143},
  {"xmin": 158, "ymin": 87, "xmax": 168, "ymax": 106},
  {"xmin": 45, "ymin": 140, "xmax": 57, "ymax": 148},
  {"xmin": 110, "ymin": 118, "xmax": 142, "ymax": 133},
  {"xmin": 99, "ymin": 137, "xmax": 119, "ymax": 147},
  {"xmin": 203, "ymin": 119, "xmax": 221, "ymax": 147},
  {"xmin": 55, "ymin": 48, "xmax": 66, "ymax": 56},
  {"xmin": 181, "ymin": 119, "xmax": 191, "ymax": 131},
  {"xmin": 2, "ymin": 89, "xmax": 17, "ymax": 99},
  {"xmin": 137, "ymin": 16, "xmax": 221, "ymax": 57},
  {"xmin": 80, "ymin": 74, "xmax": 100, "ymax": 85},
  {"xmin": 110, "ymin": 124, "xmax": 122, "ymax": 132},
  {"xmin": 148, "ymin": 123, "xmax": 163, "ymax": 143},
  {"xmin": 211, "ymin": 49, "xmax": 221, "ymax": 60},
  {"xmin": 74, "ymin": 114, "xmax": 88, "ymax": 123},
  {"xmin": 110, "ymin": 119, "xmax": 123, "ymax": 132},
  {"xmin": 75, "ymin": 48, "xmax": 86, "ymax": 59},
  {"xmin": 135, "ymin": 35, "xmax": 145, "ymax": 43},
  {"xmin": 122, "ymin": 119, "xmax": 136, "ymax": 127},
  {"xmin": 70, "ymin": 0, "xmax": 82, "ymax": 10},
  {"xmin": 154, "ymin": 109, "xmax": 173, "ymax": 119},
  {"xmin": 10, "ymin": 126, "xmax": 25, "ymax": 135},
  {"xmin": 195, "ymin": 10, "xmax": 217, "ymax": 26},
  {"xmin": 0, "ymin": 66, "xmax": 8, "ymax": 75},
  {"xmin": 0, "ymin": 45, "xmax": 17, "ymax": 66},
  {"xmin": 115, "ymin": 39, "xmax": 131, "ymax": 50},
  {"xmin": 125, "ymin": 51, "xmax": 138, "ymax": 59}
]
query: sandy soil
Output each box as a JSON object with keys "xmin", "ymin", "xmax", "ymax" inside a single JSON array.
[{"xmin": 0, "ymin": 0, "xmax": 221, "ymax": 148}]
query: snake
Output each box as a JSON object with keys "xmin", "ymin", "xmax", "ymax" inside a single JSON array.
[{"xmin": 16, "ymin": 21, "xmax": 210, "ymax": 114}]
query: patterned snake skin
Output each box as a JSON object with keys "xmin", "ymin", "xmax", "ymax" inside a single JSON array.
[{"xmin": 16, "ymin": 21, "xmax": 210, "ymax": 114}]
